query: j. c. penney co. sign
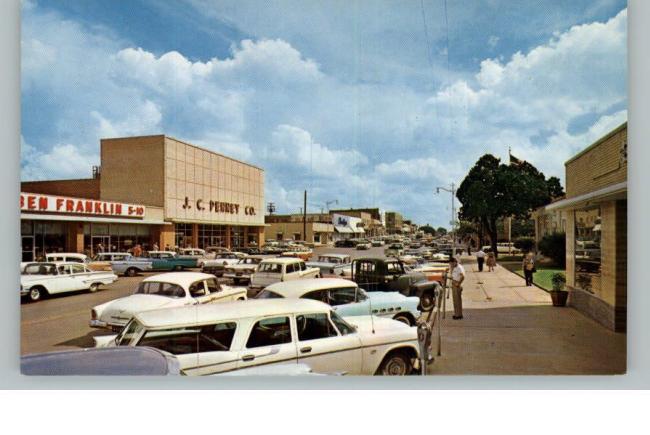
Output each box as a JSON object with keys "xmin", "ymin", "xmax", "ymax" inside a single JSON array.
[{"xmin": 20, "ymin": 192, "xmax": 146, "ymax": 218}]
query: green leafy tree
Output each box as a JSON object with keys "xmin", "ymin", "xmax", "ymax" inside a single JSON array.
[
  {"xmin": 419, "ymin": 224, "xmax": 436, "ymax": 235},
  {"xmin": 456, "ymin": 154, "xmax": 559, "ymax": 257},
  {"xmin": 436, "ymin": 227, "xmax": 448, "ymax": 235}
]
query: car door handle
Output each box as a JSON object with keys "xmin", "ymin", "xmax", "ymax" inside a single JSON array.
[
  {"xmin": 300, "ymin": 346, "xmax": 312, "ymax": 354},
  {"xmin": 241, "ymin": 354, "xmax": 255, "ymax": 362}
]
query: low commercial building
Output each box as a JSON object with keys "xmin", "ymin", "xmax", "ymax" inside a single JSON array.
[
  {"xmin": 546, "ymin": 122, "xmax": 627, "ymax": 332},
  {"xmin": 330, "ymin": 208, "xmax": 386, "ymax": 237},
  {"xmin": 385, "ymin": 211, "xmax": 403, "ymax": 234},
  {"xmin": 532, "ymin": 199, "xmax": 568, "ymax": 245},
  {"xmin": 265, "ymin": 213, "xmax": 334, "ymax": 245},
  {"xmin": 21, "ymin": 135, "xmax": 265, "ymax": 260}
]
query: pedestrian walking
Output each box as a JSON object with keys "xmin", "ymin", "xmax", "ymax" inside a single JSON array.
[
  {"xmin": 522, "ymin": 252, "xmax": 536, "ymax": 286},
  {"xmin": 475, "ymin": 249, "xmax": 486, "ymax": 272},
  {"xmin": 152, "ymin": 242, "xmax": 159, "ymax": 251},
  {"xmin": 486, "ymin": 251, "xmax": 496, "ymax": 272},
  {"xmin": 449, "ymin": 257, "xmax": 466, "ymax": 319}
]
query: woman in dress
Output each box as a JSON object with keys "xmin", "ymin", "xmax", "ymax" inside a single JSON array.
[{"xmin": 486, "ymin": 251, "xmax": 497, "ymax": 272}]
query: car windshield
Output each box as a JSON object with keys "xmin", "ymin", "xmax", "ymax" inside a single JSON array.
[
  {"xmin": 116, "ymin": 319, "xmax": 146, "ymax": 346},
  {"xmin": 255, "ymin": 290, "xmax": 284, "ymax": 299},
  {"xmin": 319, "ymin": 256, "xmax": 339, "ymax": 263},
  {"xmin": 330, "ymin": 311, "xmax": 355, "ymax": 336},
  {"xmin": 258, "ymin": 263, "xmax": 282, "ymax": 273},
  {"xmin": 136, "ymin": 281, "xmax": 185, "ymax": 298},
  {"xmin": 23, "ymin": 263, "xmax": 57, "ymax": 275}
]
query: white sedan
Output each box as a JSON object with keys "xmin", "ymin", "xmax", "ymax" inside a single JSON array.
[
  {"xmin": 21, "ymin": 262, "xmax": 118, "ymax": 302},
  {"xmin": 95, "ymin": 299, "xmax": 420, "ymax": 376},
  {"xmin": 90, "ymin": 272, "xmax": 247, "ymax": 332}
]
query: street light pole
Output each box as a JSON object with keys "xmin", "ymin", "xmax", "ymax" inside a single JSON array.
[{"xmin": 436, "ymin": 182, "xmax": 457, "ymax": 257}]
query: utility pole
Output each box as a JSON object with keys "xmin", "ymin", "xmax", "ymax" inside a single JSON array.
[
  {"xmin": 303, "ymin": 190, "xmax": 307, "ymax": 242},
  {"xmin": 436, "ymin": 182, "xmax": 457, "ymax": 257}
]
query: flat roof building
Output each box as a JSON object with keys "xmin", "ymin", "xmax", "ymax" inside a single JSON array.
[{"xmin": 21, "ymin": 135, "xmax": 265, "ymax": 260}]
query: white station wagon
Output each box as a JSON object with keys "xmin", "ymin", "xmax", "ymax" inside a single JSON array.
[
  {"xmin": 90, "ymin": 272, "xmax": 247, "ymax": 332},
  {"xmin": 257, "ymin": 278, "xmax": 421, "ymax": 326},
  {"xmin": 249, "ymin": 257, "xmax": 320, "ymax": 292},
  {"xmin": 95, "ymin": 299, "xmax": 420, "ymax": 376}
]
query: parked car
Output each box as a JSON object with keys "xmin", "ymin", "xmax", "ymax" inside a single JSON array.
[
  {"xmin": 178, "ymin": 248, "xmax": 211, "ymax": 267},
  {"xmin": 371, "ymin": 239, "xmax": 385, "ymax": 247},
  {"xmin": 334, "ymin": 239, "xmax": 358, "ymax": 248},
  {"xmin": 21, "ymin": 346, "xmax": 181, "ymax": 376},
  {"xmin": 306, "ymin": 254, "xmax": 352, "ymax": 277},
  {"xmin": 481, "ymin": 243, "xmax": 522, "ymax": 255},
  {"xmin": 249, "ymin": 257, "xmax": 320, "ymax": 292},
  {"xmin": 350, "ymin": 258, "xmax": 442, "ymax": 311},
  {"xmin": 45, "ymin": 252, "xmax": 112, "ymax": 271},
  {"xmin": 92, "ymin": 253, "xmax": 153, "ymax": 277},
  {"xmin": 95, "ymin": 299, "xmax": 420, "ymax": 376},
  {"xmin": 223, "ymin": 255, "xmax": 267, "ymax": 284},
  {"xmin": 21, "ymin": 262, "xmax": 118, "ymax": 302},
  {"xmin": 145, "ymin": 251, "xmax": 197, "ymax": 271},
  {"xmin": 355, "ymin": 239, "xmax": 372, "ymax": 250},
  {"xmin": 280, "ymin": 245, "xmax": 313, "ymax": 261},
  {"xmin": 257, "ymin": 278, "xmax": 420, "ymax": 326},
  {"xmin": 238, "ymin": 246, "xmax": 263, "ymax": 255},
  {"xmin": 90, "ymin": 272, "xmax": 247, "ymax": 332},
  {"xmin": 384, "ymin": 243, "xmax": 404, "ymax": 257}
]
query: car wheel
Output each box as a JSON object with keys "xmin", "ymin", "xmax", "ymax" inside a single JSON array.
[
  {"xmin": 28, "ymin": 286, "xmax": 45, "ymax": 302},
  {"xmin": 125, "ymin": 267, "xmax": 137, "ymax": 277},
  {"xmin": 393, "ymin": 313, "xmax": 413, "ymax": 326},
  {"xmin": 89, "ymin": 283, "xmax": 100, "ymax": 293},
  {"xmin": 420, "ymin": 291, "xmax": 435, "ymax": 312},
  {"xmin": 378, "ymin": 351, "xmax": 412, "ymax": 376},
  {"xmin": 174, "ymin": 265, "xmax": 182, "ymax": 271}
]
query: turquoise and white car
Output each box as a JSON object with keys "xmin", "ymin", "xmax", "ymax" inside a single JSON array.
[{"xmin": 256, "ymin": 278, "xmax": 421, "ymax": 326}]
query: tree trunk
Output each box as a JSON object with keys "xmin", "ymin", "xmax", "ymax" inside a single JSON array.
[{"xmin": 485, "ymin": 217, "xmax": 499, "ymax": 259}]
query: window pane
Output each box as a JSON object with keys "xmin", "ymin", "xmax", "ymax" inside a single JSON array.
[
  {"xmin": 330, "ymin": 311, "xmax": 354, "ymax": 336},
  {"xmin": 296, "ymin": 313, "xmax": 338, "ymax": 341},
  {"xmin": 138, "ymin": 323, "xmax": 237, "ymax": 354},
  {"xmin": 246, "ymin": 317, "xmax": 292, "ymax": 348},
  {"xmin": 189, "ymin": 281, "xmax": 207, "ymax": 297},
  {"xmin": 575, "ymin": 207, "xmax": 601, "ymax": 294},
  {"xmin": 328, "ymin": 287, "xmax": 357, "ymax": 306},
  {"xmin": 255, "ymin": 290, "xmax": 284, "ymax": 299},
  {"xmin": 206, "ymin": 279, "xmax": 220, "ymax": 294}
]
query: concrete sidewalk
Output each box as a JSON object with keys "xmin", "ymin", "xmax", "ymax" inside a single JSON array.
[{"xmin": 426, "ymin": 256, "xmax": 626, "ymax": 375}]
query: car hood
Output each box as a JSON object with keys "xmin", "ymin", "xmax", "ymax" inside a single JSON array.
[{"xmin": 98, "ymin": 294, "xmax": 184, "ymax": 322}]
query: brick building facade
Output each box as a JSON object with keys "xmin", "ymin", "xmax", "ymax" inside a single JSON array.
[{"xmin": 546, "ymin": 123, "xmax": 627, "ymax": 331}]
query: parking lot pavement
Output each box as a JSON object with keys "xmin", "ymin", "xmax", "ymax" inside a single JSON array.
[{"xmin": 21, "ymin": 246, "xmax": 389, "ymax": 355}]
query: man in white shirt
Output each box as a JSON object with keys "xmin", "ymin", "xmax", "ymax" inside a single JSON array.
[
  {"xmin": 475, "ymin": 249, "xmax": 486, "ymax": 272},
  {"xmin": 449, "ymin": 257, "xmax": 466, "ymax": 320}
]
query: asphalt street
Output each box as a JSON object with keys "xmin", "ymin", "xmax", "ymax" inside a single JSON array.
[{"xmin": 20, "ymin": 245, "xmax": 391, "ymax": 355}]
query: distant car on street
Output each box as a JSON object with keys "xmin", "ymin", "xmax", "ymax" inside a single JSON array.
[
  {"xmin": 249, "ymin": 257, "xmax": 320, "ymax": 292},
  {"xmin": 355, "ymin": 239, "xmax": 372, "ymax": 250},
  {"xmin": 334, "ymin": 239, "xmax": 358, "ymax": 248},
  {"xmin": 145, "ymin": 251, "xmax": 198, "ymax": 271},
  {"xmin": 306, "ymin": 253, "xmax": 352, "ymax": 277},
  {"xmin": 384, "ymin": 243, "xmax": 404, "ymax": 257},
  {"xmin": 223, "ymin": 255, "xmax": 268, "ymax": 284}
]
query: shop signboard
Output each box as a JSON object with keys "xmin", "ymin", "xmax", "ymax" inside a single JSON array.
[{"xmin": 20, "ymin": 192, "xmax": 146, "ymax": 219}]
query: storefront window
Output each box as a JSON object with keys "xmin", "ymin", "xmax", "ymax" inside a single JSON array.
[
  {"xmin": 247, "ymin": 229, "xmax": 259, "ymax": 247},
  {"xmin": 231, "ymin": 226, "xmax": 244, "ymax": 249},
  {"xmin": 575, "ymin": 207, "xmax": 602, "ymax": 294},
  {"xmin": 175, "ymin": 223, "xmax": 193, "ymax": 249},
  {"xmin": 83, "ymin": 223, "xmax": 151, "ymax": 255},
  {"xmin": 198, "ymin": 224, "xmax": 227, "ymax": 249}
]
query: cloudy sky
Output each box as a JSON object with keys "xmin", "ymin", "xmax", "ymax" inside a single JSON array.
[{"xmin": 21, "ymin": 0, "xmax": 627, "ymax": 227}]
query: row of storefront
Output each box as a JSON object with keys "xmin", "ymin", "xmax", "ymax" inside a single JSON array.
[{"xmin": 21, "ymin": 135, "xmax": 265, "ymax": 261}]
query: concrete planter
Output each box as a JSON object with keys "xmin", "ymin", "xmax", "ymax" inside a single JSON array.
[{"xmin": 550, "ymin": 290, "xmax": 569, "ymax": 307}]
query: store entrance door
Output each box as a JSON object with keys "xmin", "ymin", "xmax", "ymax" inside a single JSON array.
[
  {"xmin": 21, "ymin": 236, "xmax": 34, "ymax": 262},
  {"xmin": 91, "ymin": 236, "xmax": 110, "ymax": 255}
]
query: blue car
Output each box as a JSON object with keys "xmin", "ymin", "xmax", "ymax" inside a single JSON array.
[{"xmin": 256, "ymin": 278, "xmax": 421, "ymax": 326}]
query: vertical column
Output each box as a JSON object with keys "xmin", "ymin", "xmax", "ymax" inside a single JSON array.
[
  {"xmin": 192, "ymin": 223, "xmax": 199, "ymax": 248},
  {"xmin": 157, "ymin": 224, "xmax": 175, "ymax": 251},
  {"xmin": 565, "ymin": 210, "xmax": 575, "ymax": 289},
  {"xmin": 243, "ymin": 226, "xmax": 249, "ymax": 248},
  {"xmin": 614, "ymin": 199, "xmax": 627, "ymax": 332},
  {"xmin": 257, "ymin": 226, "xmax": 264, "ymax": 248},
  {"xmin": 67, "ymin": 222, "xmax": 84, "ymax": 253},
  {"xmin": 226, "ymin": 225, "xmax": 232, "ymax": 249}
]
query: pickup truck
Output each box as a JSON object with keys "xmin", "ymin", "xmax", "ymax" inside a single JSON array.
[
  {"xmin": 350, "ymin": 257, "xmax": 443, "ymax": 312},
  {"xmin": 21, "ymin": 262, "xmax": 118, "ymax": 302},
  {"xmin": 248, "ymin": 257, "xmax": 320, "ymax": 294},
  {"xmin": 144, "ymin": 251, "xmax": 197, "ymax": 271}
]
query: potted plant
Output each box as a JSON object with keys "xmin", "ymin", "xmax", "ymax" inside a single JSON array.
[{"xmin": 550, "ymin": 272, "xmax": 568, "ymax": 307}]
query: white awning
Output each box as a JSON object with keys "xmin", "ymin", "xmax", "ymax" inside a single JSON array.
[
  {"xmin": 545, "ymin": 181, "xmax": 627, "ymax": 211},
  {"xmin": 21, "ymin": 213, "xmax": 170, "ymax": 225},
  {"xmin": 334, "ymin": 225, "xmax": 354, "ymax": 233},
  {"xmin": 352, "ymin": 227, "xmax": 365, "ymax": 234}
]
